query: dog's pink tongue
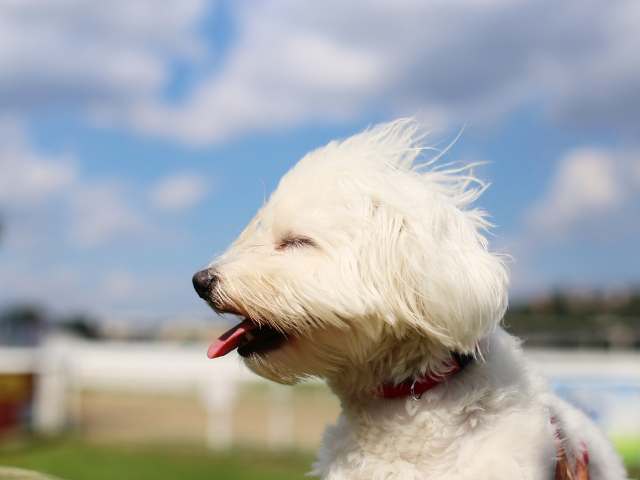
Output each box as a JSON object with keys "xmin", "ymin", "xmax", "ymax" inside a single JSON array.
[{"xmin": 207, "ymin": 319, "xmax": 255, "ymax": 359}]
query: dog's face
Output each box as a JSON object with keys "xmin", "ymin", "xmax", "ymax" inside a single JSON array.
[{"xmin": 194, "ymin": 120, "xmax": 508, "ymax": 389}]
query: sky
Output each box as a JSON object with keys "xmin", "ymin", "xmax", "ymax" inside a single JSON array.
[{"xmin": 1, "ymin": 0, "xmax": 639, "ymax": 321}]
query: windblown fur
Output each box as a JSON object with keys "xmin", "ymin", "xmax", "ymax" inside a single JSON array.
[{"xmin": 202, "ymin": 119, "xmax": 627, "ymax": 479}]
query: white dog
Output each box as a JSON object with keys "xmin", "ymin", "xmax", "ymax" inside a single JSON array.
[{"xmin": 193, "ymin": 119, "xmax": 627, "ymax": 480}]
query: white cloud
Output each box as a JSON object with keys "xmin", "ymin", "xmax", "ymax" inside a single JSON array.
[
  {"xmin": 0, "ymin": 122, "xmax": 145, "ymax": 249},
  {"xmin": 149, "ymin": 172, "xmax": 209, "ymax": 211},
  {"xmin": 0, "ymin": 260, "xmax": 197, "ymax": 318},
  {"xmin": 633, "ymin": 160, "xmax": 640, "ymax": 188},
  {"xmin": 102, "ymin": 270, "xmax": 138, "ymax": 301},
  {"xmin": 501, "ymin": 145, "xmax": 640, "ymax": 295},
  {"xmin": 526, "ymin": 148, "xmax": 624, "ymax": 236},
  {"xmin": 0, "ymin": 3, "xmax": 204, "ymax": 252},
  {"xmin": 128, "ymin": 30, "xmax": 384, "ymax": 144},
  {"xmin": 119, "ymin": 0, "xmax": 640, "ymax": 145},
  {"xmin": 0, "ymin": 120, "xmax": 76, "ymax": 204},
  {"xmin": 0, "ymin": 0, "xmax": 208, "ymax": 113},
  {"xmin": 504, "ymin": 147, "xmax": 640, "ymax": 292},
  {"xmin": 68, "ymin": 184, "xmax": 144, "ymax": 247},
  {"xmin": 1, "ymin": 1, "xmax": 638, "ymax": 146}
]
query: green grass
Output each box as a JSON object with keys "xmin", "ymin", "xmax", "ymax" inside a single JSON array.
[
  {"xmin": 614, "ymin": 437, "xmax": 640, "ymax": 464},
  {"xmin": 615, "ymin": 437, "xmax": 640, "ymax": 479},
  {"xmin": 1, "ymin": 438, "xmax": 638, "ymax": 479},
  {"xmin": 0, "ymin": 440, "xmax": 313, "ymax": 480}
]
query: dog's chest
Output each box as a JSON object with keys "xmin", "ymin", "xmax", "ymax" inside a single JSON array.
[
  {"xmin": 313, "ymin": 402, "xmax": 475, "ymax": 479},
  {"xmin": 313, "ymin": 400, "xmax": 554, "ymax": 480}
]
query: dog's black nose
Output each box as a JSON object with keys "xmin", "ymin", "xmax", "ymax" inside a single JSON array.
[{"xmin": 192, "ymin": 269, "xmax": 218, "ymax": 299}]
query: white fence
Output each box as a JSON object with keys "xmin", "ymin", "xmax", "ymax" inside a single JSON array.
[{"xmin": 1, "ymin": 336, "xmax": 639, "ymax": 448}]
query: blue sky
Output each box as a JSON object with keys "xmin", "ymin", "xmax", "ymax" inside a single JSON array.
[{"xmin": 1, "ymin": 1, "xmax": 639, "ymax": 321}]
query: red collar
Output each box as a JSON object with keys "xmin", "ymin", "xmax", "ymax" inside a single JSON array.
[{"xmin": 377, "ymin": 353, "xmax": 473, "ymax": 399}]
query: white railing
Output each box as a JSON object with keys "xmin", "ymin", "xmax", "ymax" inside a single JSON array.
[{"xmin": 2, "ymin": 336, "xmax": 639, "ymax": 449}]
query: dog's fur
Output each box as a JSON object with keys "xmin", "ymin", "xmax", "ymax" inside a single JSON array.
[{"xmin": 202, "ymin": 120, "xmax": 627, "ymax": 479}]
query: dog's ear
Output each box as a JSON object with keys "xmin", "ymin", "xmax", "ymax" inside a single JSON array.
[{"xmin": 367, "ymin": 201, "xmax": 508, "ymax": 353}]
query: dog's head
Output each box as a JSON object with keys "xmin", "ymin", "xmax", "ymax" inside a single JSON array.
[{"xmin": 194, "ymin": 119, "xmax": 508, "ymax": 392}]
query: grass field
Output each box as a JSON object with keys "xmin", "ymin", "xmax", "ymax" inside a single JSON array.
[
  {"xmin": 0, "ymin": 438, "xmax": 637, "ymax": 479},
  {"xmin": 0, "ymin": 440, "xmax": 313, "ymax": 480},
  {"xmin": 616, "ymin": 437, "xmax": 640, "ymax": 479}
]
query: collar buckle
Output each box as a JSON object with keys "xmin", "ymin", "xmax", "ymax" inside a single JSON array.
[{"xmin": 410, "ymin": 380, "xmax": 423, "ymax": 400}]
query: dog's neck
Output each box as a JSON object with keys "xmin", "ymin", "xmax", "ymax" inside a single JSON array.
[
  {"xmin": 375, "ymin": 352, "xmax": 474, "ymax": 399},
  {"xmin": 326, "ymin": 335, "xmax": 467, "ymax": 404},
  {"xmin": 326, "ymin": 331, "xmax": 531, "ymax": 418}
]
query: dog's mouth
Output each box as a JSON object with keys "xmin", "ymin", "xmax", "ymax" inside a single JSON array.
[{"xmin": 207, "ymin": 317, "xmax": 288, "ymax": 359}]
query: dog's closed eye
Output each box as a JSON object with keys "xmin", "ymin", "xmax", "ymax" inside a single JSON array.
[{"xmin": 276, "ymin": 235, "xmax": 316, "ymax": 251}]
